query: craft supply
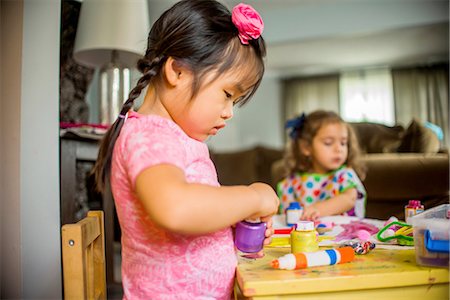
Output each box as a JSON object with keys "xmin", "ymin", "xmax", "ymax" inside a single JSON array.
[
  {"xmin": 291, "ymin": 221, "xmax": 318, "ymax": 253},
  {"xmin": 286, "ymin": 202, "xmax": 302, "ymax": 226},
  {"xmin": 274, "ymin": 227, "xmax": 295, "ymax": 235},
  {"xmin": 315, "ymin": 221, "xmax": 334, "ymax": 234},
  {"xmin": 380, "ymin": 216, "xmax": 400, "ymax": 239},
  {"xmin": 235, "ymin": 220, "xmax": 266, "ymax": 253},
  {"xmin": 356, "ymin": 229, "xmax": 371, "ymax": 241},
  {"xmin": 410, "ymin": 204, "xmax": 449, "ymax": 268},
  {"xmin": 376, "ymin": 221, "xmax": 414, "ymax": 246},
  {"xmin": 271, "ymin": 247, "xmax": 355, "ymax": 270},
  {"xmin": 335, "ymin": 221, "xmax": 379, "ymax": 241},
  {"xmin": 340, "ymin": 239, "xmax": 376, "ymax": 255},
  {"xmin": 405, "ymin": 200, "xmax": 424, "ymax": 224}
]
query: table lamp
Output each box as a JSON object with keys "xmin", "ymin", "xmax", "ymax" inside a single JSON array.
[{"xmin": 73, "ymin": 0, "xmax": 150, "ymax": 125}]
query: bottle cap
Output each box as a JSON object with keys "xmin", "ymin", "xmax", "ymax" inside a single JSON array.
[
  {"xmin": 408, "ymin": 200, "xmax": 421, "ymax": 207},
  {"xmin": 296, "ymin": 220, "xmax": 314, "ymax": 231},
  {"xmin": 288, "ymin": 202, "xmax": 301, "ymax": 209}
]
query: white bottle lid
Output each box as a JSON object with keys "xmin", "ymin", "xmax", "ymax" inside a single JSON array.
[{"xmin": 296, "ymin": 221, "xmax": 314, "ymax": 231}]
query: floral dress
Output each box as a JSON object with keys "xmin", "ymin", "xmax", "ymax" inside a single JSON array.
[{"xmin": 277, "ymin": 165, "xmax": 366, "ymax": 218}]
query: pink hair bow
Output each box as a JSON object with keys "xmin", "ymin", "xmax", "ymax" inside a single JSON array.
[{"xmin": 232, "ymin": 3, "xmax": 264, "ymax": 45}]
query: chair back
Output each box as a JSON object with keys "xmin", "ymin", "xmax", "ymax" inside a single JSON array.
[{"xmin": 61, "ymin": 210, "xmax": 107, "ymax": 300}]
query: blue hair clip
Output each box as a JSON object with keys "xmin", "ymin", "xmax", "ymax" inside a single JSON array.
[{"xmin": 285, "ymin": 113, "xmax": 306, "ymax": 139}]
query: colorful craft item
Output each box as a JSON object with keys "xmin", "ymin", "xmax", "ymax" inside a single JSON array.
[
  {"xmin": 404, "ymin": 200, "xmax": 424, "ymax": 224},
  {"xmin": 335, "ymin": 221, "xmax": 379, "ymax": 241},
  {"xmin": 356, "ymin": 229, "xmax": 371, "ymax": 241},
  {"xmin": 274, "ymin": 227, "xmax": 295, "ymax": 235},
  {"xmin": 376, "ymin": 221, "xmax": 414, "ymax": 246},
  {"xmin": 291, "ymin": 221, "xmax": 319, "ymax": 253},
  {"xmin": 340, "ymin": 239, "xmax": 376, "ymax": 255},
  {"xmin": 315, "ymin": 221, "xmax": 334, "ymax": 234},
  {"xmin": 271, "ymin": 247, "xmax": 355, "ymax": 270}
]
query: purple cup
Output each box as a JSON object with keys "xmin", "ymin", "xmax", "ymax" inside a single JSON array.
[{"xmin": 235, "ymin": 221, "xmax": 266, "ymax": 253}]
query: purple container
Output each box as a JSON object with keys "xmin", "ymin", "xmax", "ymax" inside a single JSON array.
[{"xmin": 235, "ymin": 221, "xmax": 266, "ymax": 253}]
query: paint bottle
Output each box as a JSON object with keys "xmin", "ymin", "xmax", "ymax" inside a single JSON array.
[
  {"xmin": 286, "ymin": 202, "xmax": 303, "ymax": 227},
  {"xmin": 271, "ymin": 247, "xmax": 355, "ymax": 270},
  {"xmin": 405, "ymin": 200, "xmax": 424, "ymax": 223},
  {"xmin": 235, "ymin": 219, "xmax": 266, "ymax": 253},
  {"xmin": 290, "ymin": 221, "xmax": 318, "ymax": 253}
]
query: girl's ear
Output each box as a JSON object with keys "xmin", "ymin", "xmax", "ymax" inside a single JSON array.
[
  {"xmin": 164, "ymin": 56, "xmax": 184, "ymax": 86},
  {"xmin": 299, "ymin": 140, "xmax": 311, "ymax": 156}
]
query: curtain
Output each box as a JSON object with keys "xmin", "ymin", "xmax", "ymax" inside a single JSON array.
[
  {"xmin": 339, "ymin": 69, "xmax": 395, "ymax": 126},
  {"xmin": 283, "ymin": 75, "xmax": 339, "ymax": 121},
  {"xmin": 392, "ymin": 64, "xmax": 449, "ymax": 146}
]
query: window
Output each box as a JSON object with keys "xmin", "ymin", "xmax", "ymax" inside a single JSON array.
[{"xmin": 339, "ymin": 68, "xmax": 395, "ymax": 126}]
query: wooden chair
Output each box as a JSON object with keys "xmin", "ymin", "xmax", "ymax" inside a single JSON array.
[{"xmin": 61, "ymin": 210, "xmax": 107, "ymax": 299}]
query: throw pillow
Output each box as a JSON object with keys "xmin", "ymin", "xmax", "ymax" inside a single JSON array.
[
  {"xmin": 350, "ymin": 122, "xmax": 405, "ymax": 153},
  {"xmin": 397, "ymin": 119, "xmax": 440, "ymax": 153}
]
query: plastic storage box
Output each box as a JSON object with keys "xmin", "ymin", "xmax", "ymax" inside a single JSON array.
[{"xmin": 410, "ymin": 204, "xmax": 449, "ymax": 268}]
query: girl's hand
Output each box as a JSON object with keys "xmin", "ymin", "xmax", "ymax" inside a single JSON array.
[
  {"xmin": 251, "ymin": 216, "xmax": 274, "ymax": 258},
  {"xmin": 248, "ymin": 182, "xmax": 279, "ymax": 219},
  {"xmin": 301, "ymin": 205, "xmax": 320, "ymax": 221},
  {"xmin": 262, "ymin": 216, "xmax": 274, "ymax": 246}
]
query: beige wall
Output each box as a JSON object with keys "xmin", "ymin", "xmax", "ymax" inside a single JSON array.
[
  {"xmin": 1, "ymin": 1, "xmax": 23, "ymax": 297},
  {"xmin": 1, "ymin": 0, "xmax": 61, "ymax": 298}
]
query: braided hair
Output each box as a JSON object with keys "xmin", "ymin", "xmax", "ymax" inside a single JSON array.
[{"xmin": 93, "ymin": 0, "xmax": 266, "ymax": 192}]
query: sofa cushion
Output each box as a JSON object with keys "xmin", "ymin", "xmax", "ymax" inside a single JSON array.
[
  {"xmin": 362, "ymin": 153, "xmax": 449, "ymax": 201},
  {"xmin": 397, "ymin": 119, "xmax": 440, "ymax": 153},
  {"xmin": 210, "ymin": 148, "xmax": 259, "ymax": 186},
  {"xmin": 210, "ymin": 146, "xmax": 284, "ymax": 189}
]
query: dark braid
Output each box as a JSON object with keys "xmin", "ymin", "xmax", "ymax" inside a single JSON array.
[
  {"xmin": 93, "ymin": 0, "xmax": 266, "ymax": 193},
  {"xmin": 93, "ymin": 54, "xmax": 167, "ymax": 191}
]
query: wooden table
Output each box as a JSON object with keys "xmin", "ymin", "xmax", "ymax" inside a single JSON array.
[{"xmin": 236, "ymin": 247, "xmax": 449, "ymax": 299}]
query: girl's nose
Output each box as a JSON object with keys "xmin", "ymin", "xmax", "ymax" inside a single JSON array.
[{"xmin": 222, "ymin": 103, "xmax": 234, "ymax": 120}]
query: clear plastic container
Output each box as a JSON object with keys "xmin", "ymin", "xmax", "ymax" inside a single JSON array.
[{"xmin": 410, "ymin": 204, "xmax": 449, "ymax": 268}]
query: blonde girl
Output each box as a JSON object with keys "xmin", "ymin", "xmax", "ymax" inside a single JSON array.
[
  {"xmin": 93, "ymin": 1, "xmax": 279, "ymax": 298},
  {"xmin": 277, "ymin": 110, "xmax": 366, "ymax": 221}
]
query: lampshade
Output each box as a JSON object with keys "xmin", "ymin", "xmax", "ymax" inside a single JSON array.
[
  {"xmin": 73, "ymin": 0, "xmax": 150, "ymax": 68},
  {"xmin": 73, "ymin": 0, "xmax": 150, "ymax": 125}
]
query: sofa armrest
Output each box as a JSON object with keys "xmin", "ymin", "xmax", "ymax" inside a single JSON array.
[
  {"xmin": 362, "ymin": 153, "xmax": 449, "ymax": 200},
  {"xmin": 363, "ymin": 153, "xmax": 449, "ymax": 219}
]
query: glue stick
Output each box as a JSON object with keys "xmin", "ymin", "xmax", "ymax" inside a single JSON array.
[{"xmin": 271, "ymin": 247, "xmax": 355, "ymax": 270}]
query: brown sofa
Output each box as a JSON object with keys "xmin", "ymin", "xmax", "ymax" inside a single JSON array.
[
  {"xmin": 211, "ymin": 119, "xmax": 449, "ymax": 221},
  {"xmin": 210, "ymin": 146, "xmax": 283, "ymax": 189}
]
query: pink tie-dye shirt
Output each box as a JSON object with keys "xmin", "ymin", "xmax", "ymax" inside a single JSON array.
[{"xmin": 111, "ymin": 112, "xmax": 237, "ymax": 299}]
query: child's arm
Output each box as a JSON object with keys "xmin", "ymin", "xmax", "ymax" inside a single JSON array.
[
  {"xmin": 135, "ymin": 164, "xmax": 279, "ymax": 235},
  {"xmin": 301, "ymin": 188, "xmax": 357, "ymax": 221}
]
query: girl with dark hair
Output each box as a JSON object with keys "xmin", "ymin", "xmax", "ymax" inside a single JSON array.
[
  {"xmin": 92, "ymin": 0, "xmax": 278, "ymax": 298},
  {"xmin": 278, "ymin": 110, "xmax": 367, "ymax": 221}
]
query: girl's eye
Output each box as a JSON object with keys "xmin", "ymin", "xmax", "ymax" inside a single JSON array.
[{"xmin": 224, "ymin": 91, "xmax": 232, "ymax": 99}]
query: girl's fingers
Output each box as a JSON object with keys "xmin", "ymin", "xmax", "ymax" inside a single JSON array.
[
  {"xmin": 265, "ymin": 227, "xmax": 274, "ymax": 238},
  {"xmin": 260, "ymin": 215, "xmax": 273, "ymax": 224},
  {"xmin": 263, "ymin": 236, "xmax": 272, "ymax": 245}
]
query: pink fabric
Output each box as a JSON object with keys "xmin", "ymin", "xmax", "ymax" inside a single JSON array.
[{"xmin": 111, "ymin": 112, "xmax": 237, "ymax": 299}]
